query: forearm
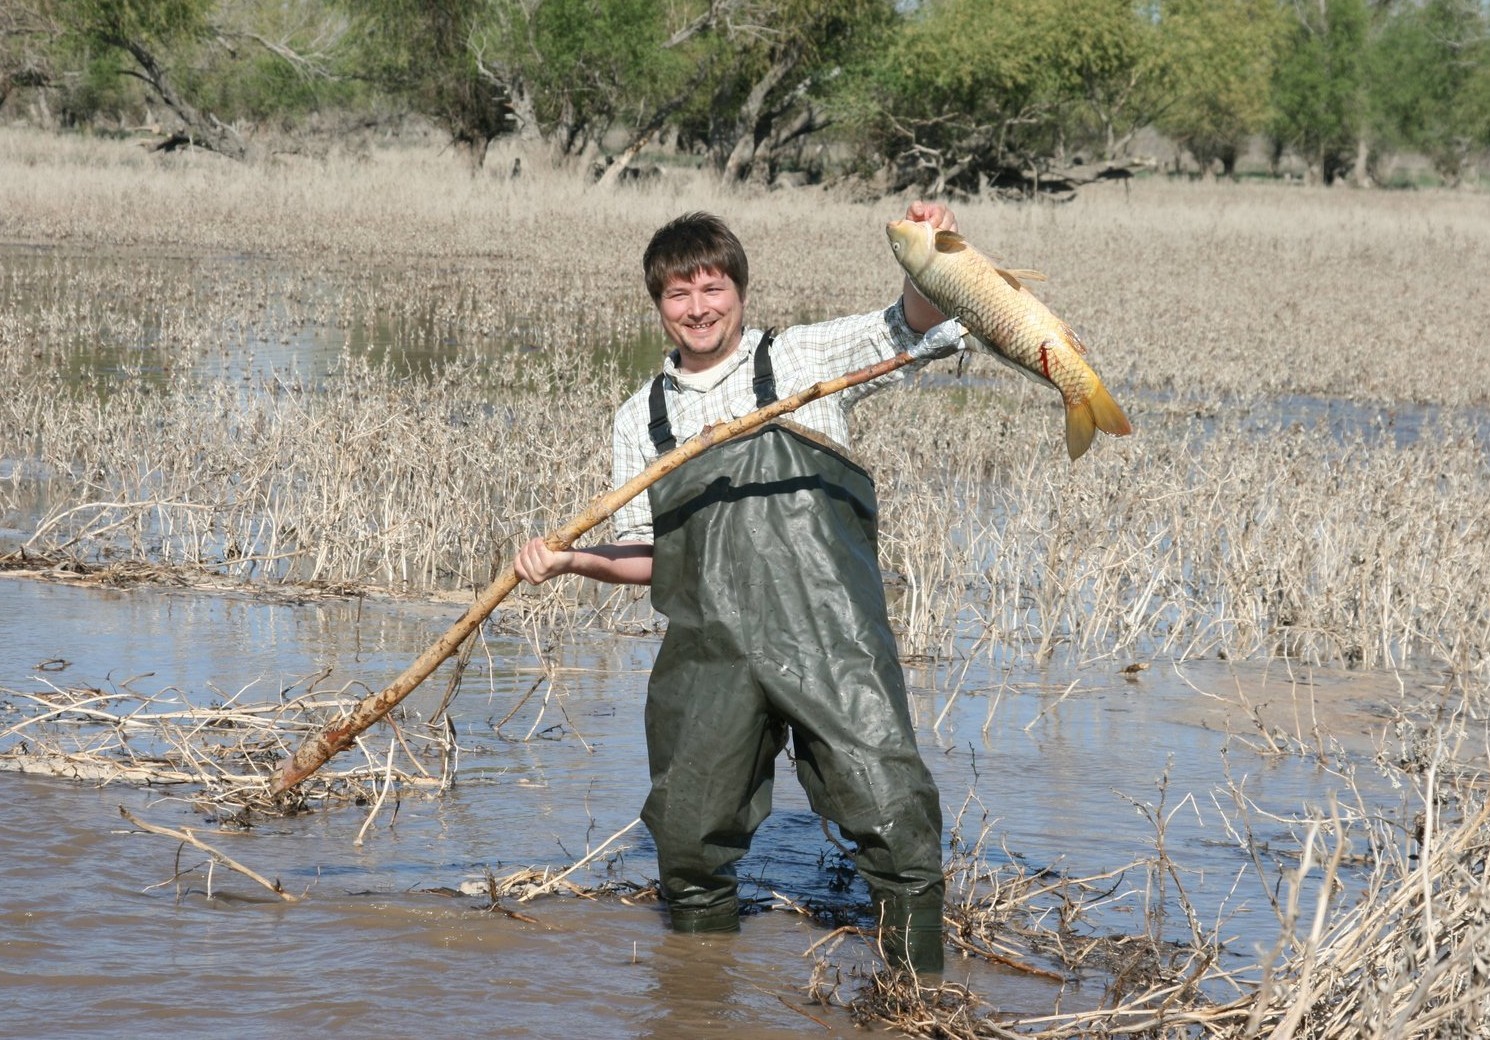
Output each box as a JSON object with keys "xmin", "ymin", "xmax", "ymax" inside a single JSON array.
[
  {"xmin": 515, "ymin": 535, "xmax": 653, "ymax": 586},
  {"xmin": 564, "ymin": 542, "xmax": 654, "ymax": 585},
  {"xmin": 901, "ymin": 276, "xmax": 948, "ymax": 334}
]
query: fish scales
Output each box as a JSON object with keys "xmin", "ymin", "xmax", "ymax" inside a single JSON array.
[{"xmin": 886, "ymin": 219, "xmax": 1132, "ymax": 461}]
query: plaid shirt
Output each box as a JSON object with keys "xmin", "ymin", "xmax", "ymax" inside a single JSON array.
[{"xmin": 611, "ymin": 301, "xmax": 931, "ymax": 544}]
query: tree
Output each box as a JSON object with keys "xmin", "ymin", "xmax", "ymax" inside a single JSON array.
[
  {"xmin": 1370, "ymin": 0, "xmax": 1490, "ymax": 185},
  {"xmin": 1154, "ymin": 0, "xmax": 1286, "ymax": 177},
  {"xmin": 1054, "ymin": 0, "xmax": 1169, "ymax": 162},
  {"xmin": 1, "ymin": 3, "xmax": 58, "ymax": 113},
  {"xmin": 696, "ymin": 0, "xmax": 899, "ymax": 184},
  {"xmin": 48, "ymin": 0, "xmax": 249, "ymax": 157},
  {"xmin": 341, "ymin": 0, "xmax": 517, "ymax": 169},
  {"xmin": 1268, "ymin": 0, "xmax": 1373, "ymax": 185},
  {"xmin": 500, "ymin": 0, "xmax": 682, "ymax": 157},
  {"xmin": 841, "ymin": 0, "xmax": 1162, "ymax": 197}
]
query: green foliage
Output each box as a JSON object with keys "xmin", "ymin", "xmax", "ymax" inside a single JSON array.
[
  {"xmin": 850, "ymin": 0, "xmax": 1062, "ymax": 170},
  {"xmin": 513, "ymin": 0, "xmax": 682, "ymax": 148},
  {"xmin": 60, "ymin": 0, "xmax": 214, "ymax": 48},
  {"xmin": 1154, "ymin": 0, "xmax": 1286, "ymax": 174},
  {"xmin": 186, "ymin": 52, "xmax": 331, "ymax": 126},
  {"xmin": 842, "ymin": 0, "xmax": 1166, "ymax": 191},
  {"xmin": 1268, "ymin": 0, "xmax": 1371, "ymax": 183},
  {"xmin": 1370, "ymin": 0, "xmax": 1490, "ymax": 183},
  {"xmin": 8, "ymin": 0, "xmax": 1489, "ymax": 186},
  {"xmin": 676, "ymin": 0, "xmax": 901, "ymax": 173},
  {"xmin": 53, "ymin": 44, "xmax": 139, "ymax": 125},
  {"xmin": 339, "ymin": 0, "xmax": 512, "ymax": 159}
]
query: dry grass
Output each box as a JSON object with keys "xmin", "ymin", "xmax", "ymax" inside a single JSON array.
[
  {"xmin": 0, "ymin": 675, "xmax": 452, "ymax": 815},
  {"xmin": 807, "ymin": 683, "xmax": 1490, "ymax": 1040},
  {"xmin": 3, "ymin": 127, "xmax": 1487, "ymax": 677}
]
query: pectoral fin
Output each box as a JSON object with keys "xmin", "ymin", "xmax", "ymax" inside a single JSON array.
[
  {"xmin": 995, "ymin": 266, "xmax": 1048, "ymax": 291},
  {"xmin": 933, "ymin": 230, "xmax": 969, "ymax": 253}
]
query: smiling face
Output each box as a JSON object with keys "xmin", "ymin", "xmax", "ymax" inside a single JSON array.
[{"xmin": 655, "ymin": 267, "xmax": 746, "ymax": 372}]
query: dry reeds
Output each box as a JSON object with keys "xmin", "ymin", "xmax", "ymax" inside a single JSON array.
[
  {"xmin": 3, "ymin": 130, "xmax": 1487, "ymax": 677},
  {"xmin": 818, "ymin": 712, "xmax": 1489, "ymax": 1039},
  {"xmin": 0, "ymin": 676, "xmax": 451, "ymax": 814}
]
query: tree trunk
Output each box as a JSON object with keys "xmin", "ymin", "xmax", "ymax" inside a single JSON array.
[
  {"xmin": 111, "ymin": 35, "xmax": 248, "ymax": 161},
  {"xmin": 1350, "ymin": 135, "xmax": 1373, "ymax": 188},
  {"xmin": 598, "ymin": 63, "xmax": 714, "ymax": 187},
  {"xmin": 508, "ymin": 78, "xmax": 541, "ymax": 142},
  {"xmin": 720, "ymin": 54, "xmax": 795, "ymax": 182}
]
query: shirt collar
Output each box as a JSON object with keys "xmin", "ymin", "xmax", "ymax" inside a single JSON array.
[{"xmin": 662, "ymin": 328, "xmax": 764, "ymax": 390}]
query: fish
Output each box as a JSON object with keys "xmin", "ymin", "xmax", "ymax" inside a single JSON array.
[{"xmin": 886, "ymin": 219, "xmax": 1132, "ymax": 460}]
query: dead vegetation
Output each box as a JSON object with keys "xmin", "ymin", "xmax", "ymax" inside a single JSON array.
[
  {"xmin": 0, "ymin": 675, "xmax": 452, "ymax": 814},
  {"xmin": 2, "ymin": 129, "xmax": 1486, "ymax": 677}
]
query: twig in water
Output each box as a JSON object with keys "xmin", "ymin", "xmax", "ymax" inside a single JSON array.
[
  {"xmin": 517, "ymin": 817, "xmax": 641, "ymax": 902},
  {"xmin": 119, "ymin": 805, "xmax": 300, "ymax": 903}
]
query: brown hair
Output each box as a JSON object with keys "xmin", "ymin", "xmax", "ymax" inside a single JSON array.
[{"xmin": 642, "ymin": 212, "xmax": 749, "ymax": 303}]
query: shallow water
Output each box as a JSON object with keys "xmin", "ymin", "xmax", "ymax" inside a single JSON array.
[{"xmin": 0, "ymin": 575, "xmax": 1421, "ymax": 1038}]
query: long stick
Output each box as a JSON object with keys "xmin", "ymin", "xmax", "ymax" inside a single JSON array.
[{"xmin": 269, "ymin": 320, "xmax": 966, "ymax": 796}]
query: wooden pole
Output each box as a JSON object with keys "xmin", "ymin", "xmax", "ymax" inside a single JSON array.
[{"xmin": 269, "ymin": 321, "xmax": 965, "ymax": 796}]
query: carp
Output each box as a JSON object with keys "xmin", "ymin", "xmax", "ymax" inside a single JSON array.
[{"xmin": 886, "ymin": 219, "xmax": 1132, "ymax": 460}]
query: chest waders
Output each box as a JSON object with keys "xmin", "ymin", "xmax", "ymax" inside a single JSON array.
[{"xmin": 641, "ymin": 335, "xmax": 945, "ymax": 973}]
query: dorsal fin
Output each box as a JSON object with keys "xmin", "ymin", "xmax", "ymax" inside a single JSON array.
[{"xmin": 933, "ymin": 230, "xmax": 968, "ymax": 254}]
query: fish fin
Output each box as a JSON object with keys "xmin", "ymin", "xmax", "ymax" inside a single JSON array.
[
  {"xmin": 1064, "ymin": 383, "xmax": 1132, "ymax": 461},
  {"xmin": 1064, "ymin": 402, "xmax": 1098, "ymax": 461},
  {"xmin": 1006, "ymin": 268, "xmax": 1048, "ymax": 282},
  {"xmin": 1088, "ymin": 380, "xmax": 1133, "ymax": 438},
  {"xmin": 933, "ymin": 230, "xmax": 969, "ymax": 253},
  {"xmin": 1058, "ymin": 319, "xmax": 1089, "ymax": 356},
  {"xmin": 995, "ymin": 267, "xmax": 1026, "ymax": 291}
]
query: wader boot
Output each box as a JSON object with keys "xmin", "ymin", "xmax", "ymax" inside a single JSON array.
[
  {"xmin": 877, "ymin": 894, "xmax": 946, "ymax": 974},
  {"xmin": 641, "ymin": 337, "xmax": 944, "ymax": 957}
]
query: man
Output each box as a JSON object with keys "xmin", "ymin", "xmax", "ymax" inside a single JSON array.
[{"xmin": 515, "ymin": 201, "xmax": 960, "ymax": 973}]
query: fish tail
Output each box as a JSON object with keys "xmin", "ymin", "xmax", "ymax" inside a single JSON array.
[
  {"xmin": 1063, "ymin": 382, "xmax": 1132, "ymax": 461},
  {"xmin": 1063, "ymin": 401, "xmax": 1097, "ymax": 461},
  {"xmin": 1088, "ymin": 381, "xmax": 1133, "ymax": 438}
]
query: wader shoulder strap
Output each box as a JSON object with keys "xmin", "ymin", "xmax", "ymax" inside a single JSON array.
[
  {"xmin": 752, "ymin": 327, "xmax": 778, "ymax": 408},
  {"xmin": 647, "ymin": 328, "xmax": 779, "ymax": 455},
  {"xmin": 647, "ymin": 373, "xmax": 675, "ymax": 453}
]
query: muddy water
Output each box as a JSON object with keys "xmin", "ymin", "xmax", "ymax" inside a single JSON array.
[{"xmin": 0, "ymin": 575, "xmax": 1419, "ymax": 1038}]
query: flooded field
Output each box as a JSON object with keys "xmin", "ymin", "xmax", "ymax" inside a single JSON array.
[
  {"xmin": 2, "ymin": 131, "xmax": 1487, "ymax": 1037},
  {"xmin": 0, "ymin": 574, "xmax": 1430, "ymax": 1038}
]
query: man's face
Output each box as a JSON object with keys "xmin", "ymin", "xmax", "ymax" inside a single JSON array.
[{"xmin": 656, "ymin": 268, "xmax": 745, "ymax": 372}]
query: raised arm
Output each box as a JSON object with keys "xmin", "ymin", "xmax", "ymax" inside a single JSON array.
[{"xmin": 899, "ymin": 200, "xmax": 958, "ymax": 333}]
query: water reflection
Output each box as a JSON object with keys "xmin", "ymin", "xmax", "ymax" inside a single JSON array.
[{"xmin": 0, "ymin": 243, "xmax": 667, "ymax": 392}]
